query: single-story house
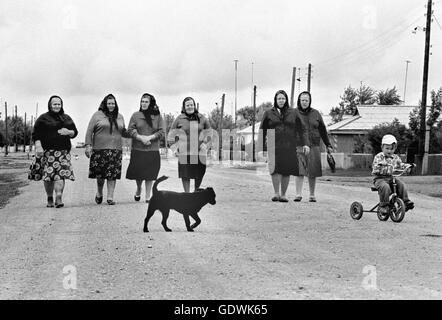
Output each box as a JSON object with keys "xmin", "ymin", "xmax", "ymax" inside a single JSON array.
[{"xmin": 327, "ymin": 105, "xmax": 416, "ymax": 153}]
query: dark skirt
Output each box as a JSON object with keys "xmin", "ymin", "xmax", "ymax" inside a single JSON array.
[
  {"xmin": 268, "ymin": 147, "xmax": 299, "ymax": 176},
  {"xmin": 89, "ymin": 149, "xmax": 122, "ymax": 180},
  {"xmin": 178, "ymin": 154, "xmax": 206, "ymax": 179},
  {"xmin": 42, "ymin": 149, "xmax": 75, "ymax": 182},
  {"xmin": 296, "ymin": 146, "xmax": 322, "ymax": 177},
  {"xmin": 126, "ymin": 150, "xmax": 161, "ymax": 181}
]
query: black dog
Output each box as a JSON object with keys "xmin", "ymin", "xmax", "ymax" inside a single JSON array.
[{"xmin": 143, "ymin": 176, "xmax": 216, "ymax": 232}]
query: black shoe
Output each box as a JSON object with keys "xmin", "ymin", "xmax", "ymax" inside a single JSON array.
[
  {"xmin": 47, "ymin": 196, "xmax": 54, "ymax": 208},
  {"xmin": 55, "ymin": 196, "xmax": 64, "ymax": 208},
  {"xmin": 145, "ymin": 199, "xmax": 150, "ymax": 203},
  {"xmin": 95, "ymin": 195, "xmax": 103, "ymax": 204},
  {"xmin": 279, "ymin": 197, "xmax": 289, "ymax": 202},
  {"xmin": 134, "ymin": 195, "xmax": 141, "ymax": 202},
  {"xmin": 107, "ymin": 200, "xmax": 116, "ymax": 205},
  {"xmin": 405, "ymin": 201, "xmax": 414, "ymax": 211}
]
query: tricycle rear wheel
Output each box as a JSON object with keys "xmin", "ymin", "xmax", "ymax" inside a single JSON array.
[{"xmin": 350, "ymin": 202, "xmax": 363, "ymax": 220}]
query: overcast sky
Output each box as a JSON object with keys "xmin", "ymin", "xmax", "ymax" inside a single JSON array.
[{"xmin": 1, "ymin": 0, "xmax": 441, "ymax": 141}]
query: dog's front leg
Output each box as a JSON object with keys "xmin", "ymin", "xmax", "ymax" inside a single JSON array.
[
  {"xmin": 183, "ymin": 214, "xmax": 194, "ymax": 232},
  {"xmin": 190, "ymin": 213, "xmax": 201, "ymax": 230}
]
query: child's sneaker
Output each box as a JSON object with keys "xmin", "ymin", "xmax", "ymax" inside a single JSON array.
[{"xmin": 405, "ymin": 200, "xmax": 414, "ymax": 211}]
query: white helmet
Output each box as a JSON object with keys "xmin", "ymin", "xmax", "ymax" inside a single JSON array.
[{"xmin": 382, "ymin": 134, "xmax": 397, "ymax": 145}]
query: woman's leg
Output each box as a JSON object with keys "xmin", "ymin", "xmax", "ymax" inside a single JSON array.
[
  {"xmin": 44, "ymin": 181, "xmax": 55, "ymax": 205},
  {"xmin": 107, "ymin": 179, "xmax": 116, "ymax": 200},
  {"xmin": 145, "ymin": 180, "xmax": 154, "ymax": 200},
  {"xmin": 194, "ymin": 177, "xmax": 203, "ymax": 191},
  {"xmin": 135, "ymin": 180, "xmax": 142, "ymax": 196},
  {"xmin": 54, "ymin": 180, "xmax": 65, "ymax": 206},
  {"xmin": 308, "ymin": 177, "xmax": 316, "ymax": 199},
  {"xmin": 182, "ymin": 178, "xmax": 191, "ymax": 193},
  {"xmin": 295, "ymin": 176, "xmax": 304, "ymax": 197},
  {"xmin": 97, "ymin": 178, "xmax": 105, "ymax": 197},
  {"xmin": 271, "ymin": 174, "xmax": 281, "ymax": 197},
  {"xmin": 280, "ymin": 175, "xmax": 290, "ymax": 199}
]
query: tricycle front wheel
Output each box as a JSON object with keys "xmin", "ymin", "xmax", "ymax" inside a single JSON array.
[{"xmin": 390, "ymin": 198, "xmax": 406, "ymax": 223}]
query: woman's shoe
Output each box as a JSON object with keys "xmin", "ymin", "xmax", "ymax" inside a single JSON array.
[
  {"xmin": 145, "ymin": 199, "xmax": 150, "ymax": 203},
  {"xmin": 293, "ymin": 196, "xmax": 302, "ymax": 202},
  {"xmin": 95, "ymin": 195, "xmax": 103, "ymax": 204},
  {"xmin": 107, "ymin": 200, "xmax": 116, "ymax": 205},
  {"xmin": 134, "ymin": 195, "xmax": 141, "ymax": 202},
  {"xmin": 279, "ymin": 197, "xmax": 289, "ymax": 203},
  {"xmin": 55, "ymin": 196, "xmax": 64, "ymax": 208},
  {"xmin": 309, "ymin": 196, "xmax": 317, "ymax": 202},
  {"xmin": 271, "ymin": 196, "xmax": 280, "ymax": 202},
  {"xmin": 47, "ymin": 196, "xmax": 55, "ymax": 208}
]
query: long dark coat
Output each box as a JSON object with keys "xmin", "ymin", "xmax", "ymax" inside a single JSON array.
[{"xmin": 258, "ymin": 107, "xmax": 308, "ymax": 175}]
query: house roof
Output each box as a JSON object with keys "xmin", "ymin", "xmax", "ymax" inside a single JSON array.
[{"xmin": 328, "ymin": 105, "xmax": 416, "ymax": 133}]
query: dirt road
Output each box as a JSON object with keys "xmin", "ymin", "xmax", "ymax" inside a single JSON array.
[{"xmin": 0, "ymin": 154, "xmax": 441, "ymax": 299}]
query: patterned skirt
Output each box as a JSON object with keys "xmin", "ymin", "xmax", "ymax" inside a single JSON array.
[
  {"xmin": 88, "ymin": 149, "xmax": 122, "ymax": 180},
  {"xmin": 42, "ymin": 149, "xmax": 75, "ymax": 182}
]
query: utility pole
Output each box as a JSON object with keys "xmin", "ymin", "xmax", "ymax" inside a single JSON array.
[
  {"xmin": 307, "ymin": 63, "xmax": 312, "ymax": 93},
  {"xmin": 219, "ymin": 94, "xmax": 225, "ymax": 161},
  {"xmin": 403, "ymin": 60, "xmax": 411, "ymax": 104},
  {"xmin": 23, "ymin": 112, "xmax": 27, "ymax": 152},
  {"xmin": 252, "ymin": 85, "xmax": 257, "ymax": 162},
  {"xmin": 251, "ymin": 62, "xmax": 254, "ymax": 109},
  {"xmin": 234, "ymin": 59, "xmax": 238, "ymax": 127},
  {"xmin": 419, "ymin": 0, "xmax": 433, "ymax": 175},
  {"xmin": 14, "ymin": 105, "xmax": 18, "ymax": 152},
  {"xmin": 163, "ymin": 113, "xmax": 167, "ymax": 159},
  {"xmin": 290, "ymin": 67, "xmax": 297, "ymax": 107},
  {"xmin": 4, "ymin": 102, "xmax": 8, "ymax": 156}
]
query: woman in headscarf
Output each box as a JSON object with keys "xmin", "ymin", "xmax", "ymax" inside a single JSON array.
[
  {"xmin": 168, "ymin": 97, "xmax": 211, "ymax": 192},
  {"xmin": 258, "ymin": 90, "xmax": 309, "ymax": 202},
  {"xmin": 294, "ymin": 91, "xmax": 333, "ymax": 202},
  {"xmin": 85, "ymin": 94, "xmax": 127, "ymax": 205},
  {"xmin": 32, "ymin": 95, "xmax": 78, "ymax": 208},
  {"xmin": 126, "ymin": 93, "xmax": 165, "ymax": 202}
]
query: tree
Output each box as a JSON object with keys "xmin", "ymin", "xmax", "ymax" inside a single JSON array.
[
  {"xmin": 208, "ymin": 107, "xmax": 234, "ymax": 131},
  {"xmin": 237, "ymin": 102, "xmax": 272, "ymax": 127},
  {"xmin": 408, "ymin": 87, "xmax": 442, "ymax": 153},
  {"xmin": 330, "ymin": 85, "xmax": 376, "ymax": 123},
  {"xmin": 366, "ymin": 119, "xmax": 414, "ymax": 155},
  {"xmin": 377, "ymin": 86, "xmax": 402, "ymax": 105},
  {"xmin": 0, "ymin": 117, "xmax": 32, "ymax": 146}
]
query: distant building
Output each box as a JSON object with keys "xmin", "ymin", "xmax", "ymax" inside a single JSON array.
[{"xmin": 327, "ymin": 105, "xmax": 416, "ymax": 153}]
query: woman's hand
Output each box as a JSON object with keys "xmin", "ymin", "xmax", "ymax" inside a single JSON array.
[
  {"xmin": 85, "ymin": 145, "xmax": 92, "ymax": 158},
  {"xmin": 326, "ymin": 146, "xmax": 333, "ymax": 154},
  {"xmin": 36, "ymin": 145, "xmax": 44, "ymax": 157},
  {"xmin": 58, "ymin": 128, "xmax": 73, "ymax": 136},
  {"xmin": 302, "ymin": 145, "xmax": 310, "ymax": 155}
]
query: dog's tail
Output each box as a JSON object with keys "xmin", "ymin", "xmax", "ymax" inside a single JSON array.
[{"xmin": 153, "ymin": 176, "xmax": 168, "ymax": 194}]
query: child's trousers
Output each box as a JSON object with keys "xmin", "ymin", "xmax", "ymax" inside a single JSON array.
[{"xmin": 374, "ymin": 177, "xmax": 410, "ymax": 207}]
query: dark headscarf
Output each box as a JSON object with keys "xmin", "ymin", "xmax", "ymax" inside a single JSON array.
[
  {"xmin": 181, "ymin": 97, "xmax": 200, "ymax": 122},
  {"xmin": 140, "ymin": 93, "xmax": 160, "ymax": 127},
  {"xmin": 99, "ymin": 94, "xmax": 119, "ymax": 134},
  {"xmin": 297, "ymin": 91, "xmax": 312, "ymax": 113},
  {"xmin": 47, "ymin": 95, "xmax": 67, "ymax": 122},
  {"xmin": 273, "ymin": 90, "xmax": 290, "ymax": 119}
]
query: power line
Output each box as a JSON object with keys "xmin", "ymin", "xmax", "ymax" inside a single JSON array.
[
  {"xmin": 315, "ymin": 9, "xmax": 425, "ymax": 68},
  {"xmin": 433, "ymin": 14, "xmax": 442, "ymax": 31}
]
